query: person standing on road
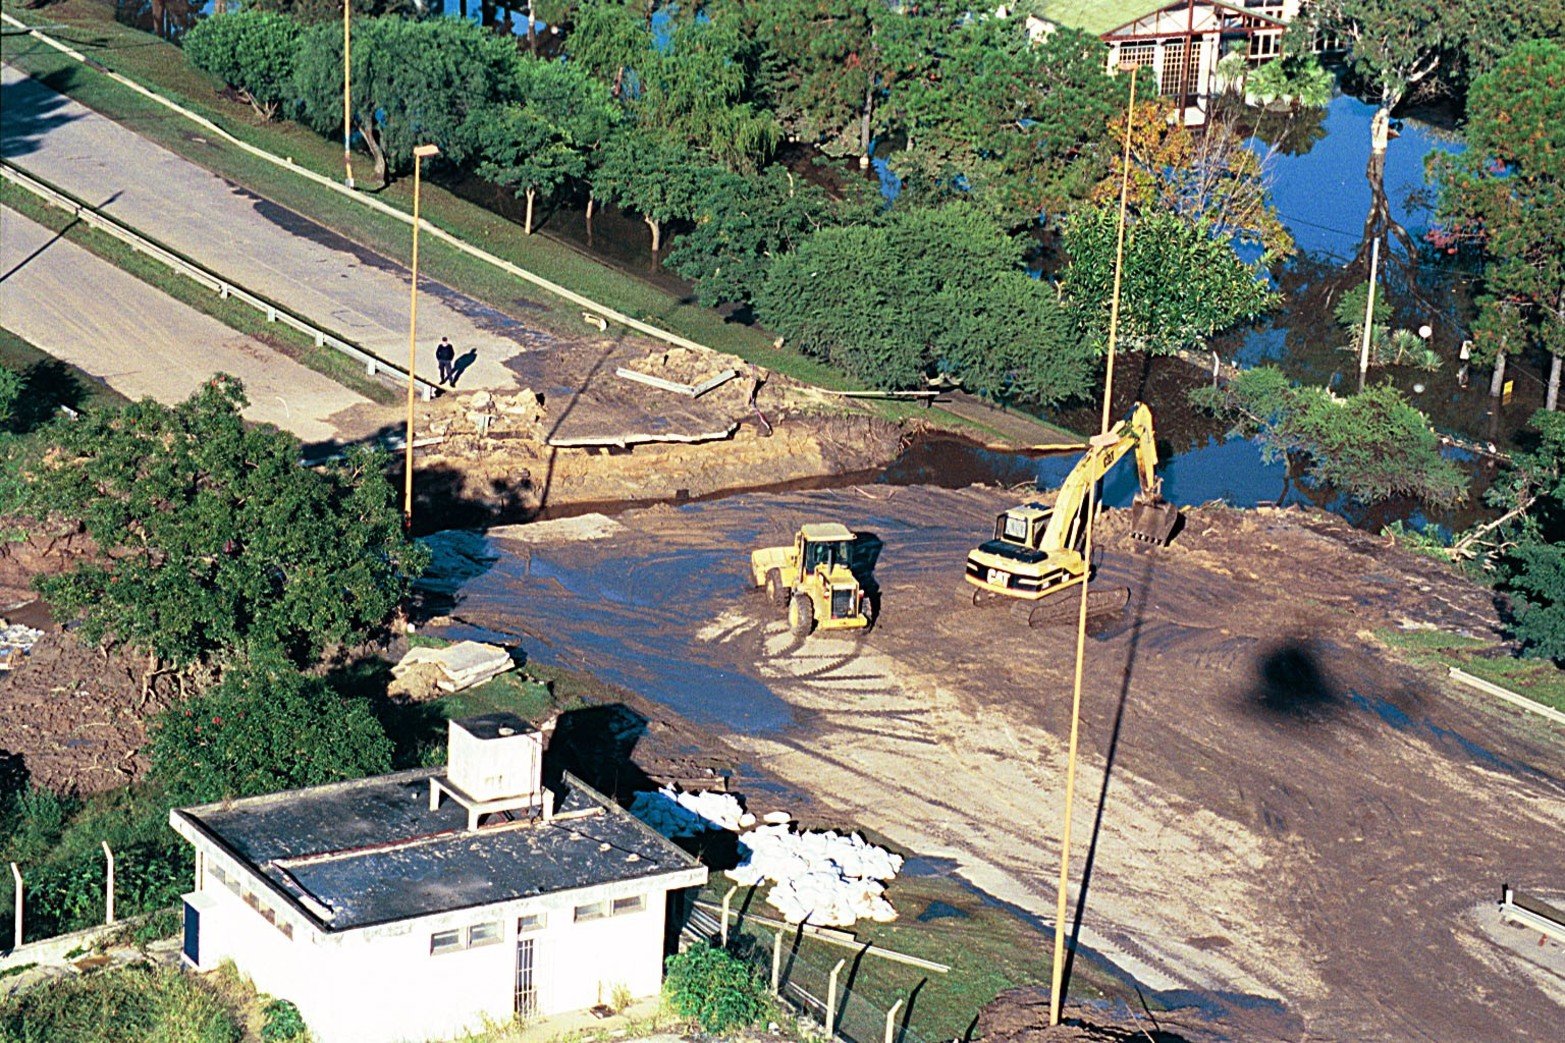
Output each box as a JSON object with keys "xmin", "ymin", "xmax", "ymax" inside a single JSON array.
[{"xmin": 436, "ymin": 336, "xmax": 456, "ymax": 386}]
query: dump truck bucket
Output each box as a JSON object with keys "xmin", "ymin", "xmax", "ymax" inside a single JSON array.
[{"xmin": 1129, "ymin": 494, "xmax": 1180, "ymax": 545}]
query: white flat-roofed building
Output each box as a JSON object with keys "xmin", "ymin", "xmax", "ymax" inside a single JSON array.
[{"xmin": 169, "ymin": 712, "xmax": 707, "ymax": 1043}]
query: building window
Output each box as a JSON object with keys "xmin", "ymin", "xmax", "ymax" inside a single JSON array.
[
  {"xmin": 1160, "ymin": 40, "xmax": 1193, "ymax": 97},
  {"xmin": 612, "ymin": 896, "xmax": 646, "ymax": 916},
  {"xmin": 1119, "ymin": 42, "xmax": 1155, "ymax": 69},
  {"xmin": 574, "ymin": 901, "xmax": 607, "ymax": 922},
  {"xmin": 1251, "ymin": 32, "xmax": 1281, "ymax": 60},
  {"xmin": 431, "ymin": 929, "xmax": 464, "ymax": 955},
  {"xmin": 518, "ymin": 913, "xmax": 545, "ymax": 933},
  {"xmin": 468, "ymin": 922, "xmax": 501, "ymax": 948}
]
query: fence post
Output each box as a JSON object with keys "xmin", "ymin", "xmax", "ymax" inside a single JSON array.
[
  {"xmin": 102, "ymin": 841, "xmax": 115, "ymax": 925},
  {"xmin": 720, "ymin": 885, "xmax": 737, "ymax": 949},
  {"xmin": 771, "ymin": 927, "xmax": 783, "ymax": 994},
  {"xmin": 885, "ymin": 998, "xmax": 904, "ymax": 1043},
  {"xmin": 825, "ymin": 957, "xmax": 846, "ymax": 1038},
  {"xmin": 9, "ymin": 862, "xmax": 20, "ymax": 950}
]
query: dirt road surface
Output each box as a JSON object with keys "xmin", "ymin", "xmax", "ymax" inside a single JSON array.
[
  {"xmin": 0, "ymin": 207, "xmax": 383, "ymax": 443},
  {"xmin": 425, "ymin": 486, "xmax": 1565, "ymax": 1040}
]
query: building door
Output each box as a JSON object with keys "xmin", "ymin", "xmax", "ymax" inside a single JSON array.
[{"xmin": 514, "ymin": 936, "xmax": 537, "ymax": 1017}]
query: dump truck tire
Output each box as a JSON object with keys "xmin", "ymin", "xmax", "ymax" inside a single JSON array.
[
  {"xmin": 789, "ymin": 593, "xmax": 815, "ymax": 638},
  {"xmin": 765, "ymin": 569, "xmax": 787, "ymax": 608}
]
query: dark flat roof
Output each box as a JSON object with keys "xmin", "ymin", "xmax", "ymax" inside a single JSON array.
[{"xmin": 173, "ymin": 769, "xmax": 701, "ymax": 931}]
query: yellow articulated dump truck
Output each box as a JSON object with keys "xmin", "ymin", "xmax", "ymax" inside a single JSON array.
[
  {"xmin": 964, "ymin": 403, "xmax": 1179, "ymax": 620},
  {"xmin": 751, "ymin": 523, "xmax": 874, "ymax": 638}
]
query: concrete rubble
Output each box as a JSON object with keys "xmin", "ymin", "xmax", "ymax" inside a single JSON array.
[
  {"xmin": 390, "ymin": 640, "xmax": 513, "ymax": 696},
  {"xmin": 0, "ymin": 618, "xmax": 44, "ymax": 671}
]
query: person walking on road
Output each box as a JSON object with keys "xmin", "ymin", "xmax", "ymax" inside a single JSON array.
[{"xmin": 436, "ymin": 336, "xmax": 456, "ymax": 386}]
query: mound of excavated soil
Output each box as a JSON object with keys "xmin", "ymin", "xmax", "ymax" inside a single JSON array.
[{"xmin": 978, "ymin": 988, "xmax": 1236, "ymax": 1043}]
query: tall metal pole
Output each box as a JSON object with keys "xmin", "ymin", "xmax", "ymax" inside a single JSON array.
[
  {"xmin": 405, "ymin": 145, "xmax": 439, "ymax": 527},
  {"xmin": 1050, "ymin": 62, "xmax": 1137, "ymax": 1028},
  {"xmin": 1358, "ymin": 236, "xmax": 1381, "ymax": 392},
  {"xmin": 343, "ymin": 1, "xmax": 355, "ymax": 189}
]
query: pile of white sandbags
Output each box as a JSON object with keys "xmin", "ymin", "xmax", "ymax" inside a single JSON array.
[
  {"xmin": 727, "ymin": 824, "xmax": 903, "ymax": 927},
  {"xmin": 0, "ymin": 619, "xmax": 44, "ymax": 671},
  {"xmin": 630, "ymin": 786, "xmax": 755, "ymax": 837}
]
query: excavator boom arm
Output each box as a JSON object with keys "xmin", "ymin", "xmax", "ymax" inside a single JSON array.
[{"xmin": 1038, "ymin": 403, "xmax": 1168, "ymax": 555}]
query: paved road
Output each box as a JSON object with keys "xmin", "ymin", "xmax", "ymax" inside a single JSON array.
[
  {"xmin": 1, "ymin": 64, "xmax": 545, "ymax": 391},
  {"xmin": 0, "ymin": 207, "xmax": 383, "ymax": 444}
]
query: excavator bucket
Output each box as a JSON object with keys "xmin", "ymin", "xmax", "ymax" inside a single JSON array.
[{"xmin": 1129, "ymin": 494, "xmax": 1180, "ymax": 546}]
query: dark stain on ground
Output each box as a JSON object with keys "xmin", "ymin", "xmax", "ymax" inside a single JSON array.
[{"xmin": 916, "ymin": 900, "xmax": 970, "ymax": 923}]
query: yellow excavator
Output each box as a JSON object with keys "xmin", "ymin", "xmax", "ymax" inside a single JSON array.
[{"xmin": 964, "ymin": 403, "xmax": 1179, "ymax": 624}]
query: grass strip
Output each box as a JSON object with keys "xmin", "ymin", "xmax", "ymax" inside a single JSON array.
[
  {"xmin": 0, "ymin": 3, "xmax": 1067, "ymax": 443},
  {"xmin": 1376, "ymin": 627, "xmax": 1565, "ymax": 715},
  {"xmin": 1, "ymin": 183, "xmax": 398, "ymax": 405},
  {"xmin": 0, "ymin": 325, "xmax": 131, "ymax": 413}
]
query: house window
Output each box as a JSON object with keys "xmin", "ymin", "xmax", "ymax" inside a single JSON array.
[
  {"xmin": 1251, "ymin": 32, "xmax": 1281, "ymax": 60},
  {"xmin": 431, "ymin": 929, "xmax": 464, "ymax": 955},
  {"xmin": 574, "ymin": 901, "xmax": 607, "ymax": 922},
  {"xmin": 469, "ymin": 922, "xmax": 502, "ymax": 948},
  {"xmin": 612, "ymin": 896, "xmax": 645, "ymax": 916},
  {"xmin": 518, "ymin": 913, "xmax": 545, "ymax": 933},
  {"xmin": 1119, "ymin": 42, "xmax": 1155, "ymax": 69}
]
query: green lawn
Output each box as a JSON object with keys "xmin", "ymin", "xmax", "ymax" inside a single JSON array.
[{"xmin": 1376, "ymin": 627, "xmax": 1565, "ymax": 714}]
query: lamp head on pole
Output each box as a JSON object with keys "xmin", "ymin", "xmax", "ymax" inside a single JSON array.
[{"xmin": 414, "ymin": 144, "xmax": 441, "ymax": 159}]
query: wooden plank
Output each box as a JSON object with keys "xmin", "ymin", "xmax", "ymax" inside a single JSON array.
[
  {"xmin": 615, "ymin": 367, "xmax": 697, "ymax": 396},
  {"xmin": 1448, "ymin": 668, "xmax": 1565, "ymax": 727},
  {"xmin": 690, "ymin": 369, "xmax": 738, "ymax": 398}
]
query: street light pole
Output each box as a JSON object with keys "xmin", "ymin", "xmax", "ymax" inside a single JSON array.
[
  {"xmin": 404, "ymin": 144, "xmax": 440, "ymax": 529},
  {"xmin": 343, "ymin": 1, "xmax": 355, "ymax": 189},
  {"xmin": 1049, "ymin": 61, "xmax": 1139, "ymax": 1030}
]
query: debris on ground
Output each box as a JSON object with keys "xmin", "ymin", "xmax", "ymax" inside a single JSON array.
[
  {"xmin": 977, "ymin": 989, "xmax": 1236, "ymax": 1043},
  {"xmin": 390, "ymin": 640, "xmax": 513, "ymax": 698},
  {"xmin": 630, "ymin": 785, "xmax": 756, "ymax": 837},
  {"xmin": 727, "ymin": 823, "xmax": 903, "ymax": 926},
  {"xmin": 0, "ymin": 618, "xmax": 44, "ymax": 670}
]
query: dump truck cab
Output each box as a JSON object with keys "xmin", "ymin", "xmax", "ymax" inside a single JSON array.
[{"xmin": 751, "ymin": 523, "xmax": 873, "ymax": 637}]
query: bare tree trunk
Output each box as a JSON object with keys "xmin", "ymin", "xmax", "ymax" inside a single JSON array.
[
  {"xmin": 646, "ymin": 216, "xmax": 661, "ymax": 254},
  {"xmin": 527, "ymin": 0, "xmax": 538, "ymax": 55},
  {"xmin": 859, "ymin": 85, "xmax": 874, "ymax": 169},
  {"xmin": 1489, "ymin": 350, "xmax": 1508, "ymax": 400},
  {"xmin": 359, "ymin": 118, "xmax": 388, "ymax": 187},
  {"xmin": 1547, "ymin": 352, "xmax": 1561, "ymax": 412},
  {"xmin": 525, "ymin": 187, "xmax": 536, "ymax": 235}
]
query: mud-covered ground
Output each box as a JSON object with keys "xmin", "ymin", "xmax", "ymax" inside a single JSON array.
[{"xmin": 426, "ymin": 486, "xmax": 1565, "ymax": 1041}]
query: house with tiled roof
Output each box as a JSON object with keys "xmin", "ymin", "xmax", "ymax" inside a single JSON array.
[{"xmin": 170, "ymin": 713, "xmax": 707, "ymax": 1043}]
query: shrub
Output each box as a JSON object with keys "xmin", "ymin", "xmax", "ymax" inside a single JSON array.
[
  {"xmin": 149, "ymin": 656, "xmax": 394, "ymax": 805},
  {"xmin": 0, "ymin": 961, "xmax": 240, "ymax": 1043},
  {"xmin": 663, "ymin": 944, "xmax": 768, "ymax": 1033},
  {"xmin": 261, "ymin": 998, "xmax": 308, "ymax": 1041},
  {"xmin": 184, "ymin": 11, "xmax": 302, "ymax": 121}
]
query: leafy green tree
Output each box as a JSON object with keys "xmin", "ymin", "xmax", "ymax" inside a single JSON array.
[
  {"xmin": 1476, "ymin": 410, "xmax": 1565, "ymax": 659},
  {"xmin": 755, "ymin": 205, "xmax": 1093, "ymax": 404},
  {"xmin": 664, "ymin": 165, "xmax": 855, "ymax": 306},
  {"xmin": 663, "ymin": 944, "xmax": 769, "ymax": 1033},
  {"xmin": 294, "ymin": 15, "xmax": 521, "ymax": 185},
  {"xmin": 1061, "ymin": 204, "xmax": 1277, "ymax": 356},
  {"xmin": 1430, "ymin": 39, "xmax": 1565, "ymax": 411},
  {"xmin": 1293, "ymin": 0, "xmax": 1465, "ymax": 120},
  {"xmin": 468, "ymin": 58, "xmax": 618, "ymax": 234},
  {"xmin": 750, "ymin": 0, "xmax": 881, "ymax": 157},
  {"xmin": 1190, "ymin": 367, "xmax": 1468, "ymax": 506},
  {"xmin": 568, "ymin": 0, "xmax": 780, "ymax": 174},
  {"xmin": 593, "ymin": 128, "xmax": 722, "ymax": 253},
  {"xmin": 183, "ymin": 9, "xmax": 301, "ymax": 120},
  {"xmin": 877, "ymin": 9, "xmax": 1117, "ymax": 222},
  {"xmin": 0, "ymin": 366, "xmax": 19, "ymax": 431},
  {"xmin": 248, "ymin": 0, "xmax": 417, "ymax": 22},
  {"xmin": 149, "ymin": 656, "xmax": 394, "ymax": 804},
  {"xmin": 13, "ymin": 377, "xmax": 426, "ymax": 674}
]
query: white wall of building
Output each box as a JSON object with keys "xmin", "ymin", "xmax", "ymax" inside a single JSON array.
[{"xmin": 181, "ymin": 841, "xmax": 703, "ymax": 1043}]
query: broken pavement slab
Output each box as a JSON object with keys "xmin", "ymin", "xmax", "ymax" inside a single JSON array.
[{"xmin": 390, "ymin": 640, "xmax": 514, "ymax": 696}]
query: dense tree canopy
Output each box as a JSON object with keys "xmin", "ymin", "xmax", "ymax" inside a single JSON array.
[
  {"xmin": 294, "ymin": 15, "xmax": 520, "ymax": 184},
  {"xmin": 16, "ymin": 377, "xmax": 426, "ymax": 671},
  {"xmin": 149, "ymin": 656, "xmax": 394, "ymax": 804},
  {"xmin": 749, "ymin": 0, "xmax": 881, "ymax": 155},
  {"xmin": 1430, "ymin": 39, "xmax": 1565, "ymax": 408},
  {"xmin": 183, "ymin": 8, "xmax": 300, "ymax": 120},
  {"xmin": 1482, "ymin": 410, "xmax": 1565, "ymax": 659},
  {"xmin": 755, "ymin": 205, "xmax": 1093, "ymax": 405},
  {"xmin": 594, "ymin": 127, "xmax": 723, "ymax": 252}
]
